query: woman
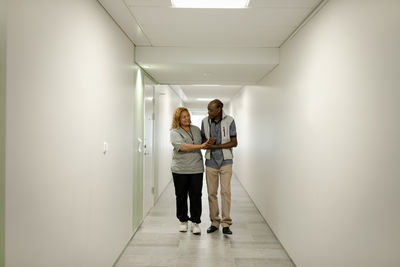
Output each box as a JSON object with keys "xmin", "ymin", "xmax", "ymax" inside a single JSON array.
[{"xmin": 170, "ymin": 107, "xmax": 208, "ymax": 235}]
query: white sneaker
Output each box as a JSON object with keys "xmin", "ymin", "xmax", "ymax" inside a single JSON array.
[
  {"xmin": 179, "ymin": 221, "xmax": 188, "ymax": 232},
  {"xmin": 191, "ymin": 223, "xmax": 201, "ymax": 235}
]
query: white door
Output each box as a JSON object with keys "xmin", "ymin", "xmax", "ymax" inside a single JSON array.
[{"xmin": 143, "ymin": 83, "xmax": 155, "ymax": 216}]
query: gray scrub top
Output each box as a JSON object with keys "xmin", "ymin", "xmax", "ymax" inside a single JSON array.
[{"xmin": 170, "ymin": 125, "xmax": 204, "ymax": 174}]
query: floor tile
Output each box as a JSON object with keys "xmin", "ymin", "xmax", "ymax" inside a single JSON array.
[{"xmin": 114, "ymin": 176, "xmax": 294, "ymax": 267}]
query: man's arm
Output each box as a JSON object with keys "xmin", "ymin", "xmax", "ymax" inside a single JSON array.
[
  {"xmin": 208, "ymin": 137, "xmax": 237, "ymax": 149},
  {"xmin": 209, "ymin": 119, "xmax": 237, "ymax": 149}
]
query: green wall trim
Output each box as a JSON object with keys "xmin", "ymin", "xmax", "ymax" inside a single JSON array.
[{"xmin": 0, "ymin": 0, "xmax": 7, "ymax": 266}]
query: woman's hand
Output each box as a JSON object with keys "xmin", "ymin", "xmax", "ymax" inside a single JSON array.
[{"xmin": 200, "ymin": 140, "xmax": 209, "ymax": 149}]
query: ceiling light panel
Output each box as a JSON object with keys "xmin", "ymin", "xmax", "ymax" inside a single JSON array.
[
  {"xmin": 197, "ymin": 98, "xmax": 215, "ymax": 101},
  {"xmin": 171, "ymin": 0, "xmax": 250, "ymax": 9}
]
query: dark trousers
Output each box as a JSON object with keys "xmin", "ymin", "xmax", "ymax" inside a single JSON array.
[{"xmin": 172, "ymin": 172, "xmax": 203, "ymax": 224}]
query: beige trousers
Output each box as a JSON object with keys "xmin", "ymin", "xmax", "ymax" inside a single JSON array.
[{"xmin": 206, "ymin": 164, "xmax": 232, "ymax": 228}]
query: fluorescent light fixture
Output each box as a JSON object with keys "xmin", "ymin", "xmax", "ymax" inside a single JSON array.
[
  {"xmin": 142, "ymin": 65, "xmax": 150, "ymax": 69},
  {"xmin": 171, "ymin": 0, "xmax": 249, "ymax": 9},
  {"xmin": 192, "ymin": 84, "xmax": 221, "ymax": 87},
  {"xmin": 197, "ymin": 98, "xmax": 214, "ymax": 101}
]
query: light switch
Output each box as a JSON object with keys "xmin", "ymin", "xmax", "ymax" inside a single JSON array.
[{"xmin": 103, "ymin": 142, "xmax": 108, "ymax": 154}]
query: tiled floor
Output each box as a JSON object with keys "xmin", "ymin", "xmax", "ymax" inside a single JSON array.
[{"xmin": 115, "ymin": 175, "xmax": 295, "ymax": 267}]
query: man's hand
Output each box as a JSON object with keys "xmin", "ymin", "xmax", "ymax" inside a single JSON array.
[
  {"xmin": 207, "ymin": 137, "xmax": 216, "ymax": 145},
  {"xmin": 208, "ymin": 137, "xmax": 237, "ymax": 149},
  {"xmin": 203, "ymin": 138, "xmax": 216, "ymax": 149}
]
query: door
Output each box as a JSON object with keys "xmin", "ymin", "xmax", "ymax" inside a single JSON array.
[
  {"xmin": 133, "ymin": 67, "xmax": 144, "ymax": 230},
  {"xmin": 143, "ymin": 83, "xmax": 155, "ymax": 216}
]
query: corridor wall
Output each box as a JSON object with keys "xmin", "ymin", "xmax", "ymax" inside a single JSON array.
[
  {"xmin": 0, "ymin": 0, "xmax": 6, "ymax": 266},
  {"xmin": 6, "ymin": 1, "xmax": 136, "ymax": 266},
  {"xmin": 153, "ymin": 85, "xmax": 182, "ymax": 200},
  {"xmin": 231, "ymin": 1, "xmax": 400, "ymax": 266}
]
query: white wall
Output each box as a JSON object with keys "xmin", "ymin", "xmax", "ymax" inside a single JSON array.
[
  {"xmin": 6, "ymin": 1, "xmax": 136, "ymax": 266},
  {"xmin": 154, "ymin": 85, "xmax": 183, "ymax": 199},
  {"xmin": 0, "ymin": 0, "xmax": 6, "ymax": 265},
  {"xmin": 231, "ymin": 1, "xmax": 400, "ymax": 266}
]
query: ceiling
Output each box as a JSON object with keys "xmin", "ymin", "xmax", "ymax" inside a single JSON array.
[
  {"xmin": 127, "ymin": 3, "xmax": 315, "ymax": 47},
  {"xmin": 180, "ymin": 84, "xmax": 242, "ymax": 100},
  {"xmin": 98, "ymin": 0, "xmax": 322, "ymax": 102}
]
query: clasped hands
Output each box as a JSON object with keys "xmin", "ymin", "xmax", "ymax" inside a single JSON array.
[{"xmin": 200, "ymin": 137, "xmax": 216, "ymax": 149}]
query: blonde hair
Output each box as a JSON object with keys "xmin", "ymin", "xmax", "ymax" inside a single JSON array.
[{"xmin": 171, "ymin": 107, "xmax": 190, "ymax": 129}]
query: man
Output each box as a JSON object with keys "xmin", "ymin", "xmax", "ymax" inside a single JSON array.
[{"xmin": 201, "ymin": 99, "xmax": 237, "ymax": 235}]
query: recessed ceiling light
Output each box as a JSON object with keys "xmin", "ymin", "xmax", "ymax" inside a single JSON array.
[
  {"xmin": 171, "ymin": 0, "xmax": 250, "ymax": 9},
  {"xmin": 197, "ymin": 98, "xmax": 214, "ymax": 101},
  {"xmin": 192, "ymin": 84, "xmax": 221, "ymax": 87}
]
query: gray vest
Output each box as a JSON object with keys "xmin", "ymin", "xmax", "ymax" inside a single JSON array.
[{"xmin": 202, "ymin": 112, "xmax": 234, "ymax": 160}]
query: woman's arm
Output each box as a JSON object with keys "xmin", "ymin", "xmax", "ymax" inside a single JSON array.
[{"xmin": 180, "ymin": 140, "xmax": 209, "ymax": 152}]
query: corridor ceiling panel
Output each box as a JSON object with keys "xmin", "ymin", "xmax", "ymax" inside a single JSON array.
[
  {"xmin": 126, "ymin": 2, "xmax": 319, "ymax": 47},
  {"xmin": 249, "ymin": 0, "xmax": 321, "ymax": 8},
  {"xmin": 135, "ymin": 46, "xmax": 279, "ymax": 85},
  {"xmin": 181, "ymin": 85, "xmax": 243, "ymax": 102},
  {"xmin": 142, "ymin": 63, "xmax": 276, "ymax": 85},
  {"xmin": 98, "ymin": 0, "xmax": 323, "ymax": 87}
]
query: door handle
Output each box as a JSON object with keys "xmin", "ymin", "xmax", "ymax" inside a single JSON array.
[{"xmin": 137, "ymin": 138, "xmax": 143, "ymax": 153}]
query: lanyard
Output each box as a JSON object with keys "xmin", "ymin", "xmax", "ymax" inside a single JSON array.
[{"xmin": 181, "ymin": 127, "xmax": 194, "ymax": 143}]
